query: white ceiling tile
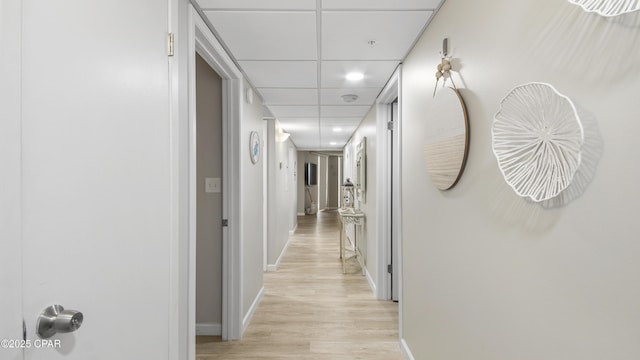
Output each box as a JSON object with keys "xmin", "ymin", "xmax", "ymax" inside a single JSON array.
[
  {"xmin": 287, "ymin": 130, "xmax": 321, "ymax": 149},
  {"xmin": 322, "ymin": 11, "xmax": 432, "ymax": 60},
  {"xmin": 321, "ymin": 106, "xmax": 370, "ymax": 118},
  {"xmin": 239, "ymin": 61, "xmax": 317, "ymax": 88},
  {"xmin": 322, "ymin": 0, "xmax": 442, "ymax": 10},
  {"xmin": 204, "ymin": 11, "xmax": 317, "ymax": 60},
  {"xmin": 319, "ymin": 117, "xmax": 363, "ymax": 126},
  {"xmin": 278, "ymin": 118, "xmax": 319, "ymax": 132},
  {"xmin": 320, "ymin": 88, "xmax": 380, "ymax": 106},
  {"xmin": 321, "ymin": 61, "xmax": 398, "ymax": 88},
  {"xmin": 321, "ymin": 128, "xmax": 354, "ymax": 144},
  {"xmin": 269, "ymin": 106, "xmax": 319, "ymax": 118},
  {"xmin": 197, "ymin": 0, "xmax": 316, "ymax": 10},
  {"xmin": 259, "ymin": 89, "xmax": 318, "ymax": 105}
]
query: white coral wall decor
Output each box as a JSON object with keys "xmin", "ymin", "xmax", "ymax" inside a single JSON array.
[
  {"xmin": 492, "ymin": 83, "xmax": 584, "ymax": 202},
  {"xmin": 568, "ymin": 0, "xmax": 640, "ymax": 16}
]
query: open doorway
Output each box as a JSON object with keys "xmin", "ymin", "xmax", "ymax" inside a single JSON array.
[
  {"xmin": 376, "ymin": 66, "xmax": 402, "ymax": 304},
  {"xmin": 194, "ymin": 53, "xmax": 224, "ymax": 336}
]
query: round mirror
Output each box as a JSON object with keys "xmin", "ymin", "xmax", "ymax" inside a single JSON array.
[{"xmin": 423, "ymin": 87, "xmax": 470, "ymax": 190}]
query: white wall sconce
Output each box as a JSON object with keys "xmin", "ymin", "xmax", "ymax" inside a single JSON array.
[{"xmin": 277, "ymin": 131, "xmax": 290, "ymax": 142}]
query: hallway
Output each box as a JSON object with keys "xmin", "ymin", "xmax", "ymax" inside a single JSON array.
[{"xmin": 196, "ymin": 210, "xmax": 402, "ymax": 359}]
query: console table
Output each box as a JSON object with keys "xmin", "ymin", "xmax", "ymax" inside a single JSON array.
[{"xmin": 338, "ymin": 208, "xmax": 365, "ymax": 274}]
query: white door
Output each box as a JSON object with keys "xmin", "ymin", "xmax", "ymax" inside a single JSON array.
[
  {"xmin": 0, "ymin": 0, "xmax": 24, "ymax": 358},
  {"xmin": 20, "ymin": 1, "xmax": 173, "ymax": 358}
]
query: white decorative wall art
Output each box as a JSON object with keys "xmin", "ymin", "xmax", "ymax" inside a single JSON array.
[
  {"xmin": 568, "ymin": 0, "xmax": 640, "ymax": 17},
  {"xmin": 249, "ymin": 131, "xmax": 260, "ymax": 164},
  {"xmin": 492, "ymin": 83, "xmax": 584, "ymax": 202}
]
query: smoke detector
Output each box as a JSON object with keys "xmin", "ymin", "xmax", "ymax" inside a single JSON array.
[{"xmin": 341, "ymin": 94, "xmax": 359, "ymax": 103}]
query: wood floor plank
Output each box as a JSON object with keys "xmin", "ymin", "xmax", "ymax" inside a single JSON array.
[{"xmin": 196, "ymin": 210, "xmax": 403, "ymax": 360}]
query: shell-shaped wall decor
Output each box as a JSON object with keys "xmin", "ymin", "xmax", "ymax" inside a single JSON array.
[
  {"xmin": 568, "ymin": 0, "xmax": 640, "ymax": 17},
  {"xmin": 424, "ymin": 87, "xmax": 469, "ymax": 190},
  {"xmin": 492, "ymin": 83, "xmax": 584, "ymax": 202}
]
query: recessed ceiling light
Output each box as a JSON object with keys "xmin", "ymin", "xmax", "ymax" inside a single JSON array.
[
  {"xmin": 330, "ymin": 142, "xmax": 337, "ymax": 146},
  {"xmin": 333, "ymin": 127, "xmax": 343, "ymax": 132},
  {"xmin": 346, "ymin": 72, "xmax": 364, "ymax": 81}
]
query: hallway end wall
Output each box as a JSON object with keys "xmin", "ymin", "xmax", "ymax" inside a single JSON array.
[{"xmin": 401, "ymin": 0, "xmax": 640, "ymax": 359}]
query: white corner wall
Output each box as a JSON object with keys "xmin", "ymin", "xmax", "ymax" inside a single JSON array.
[
  {"xmin": 266, "ymin": 119, "xmax": 298, "ymax": 270},
  {"xmin": 401, "ymin": 0, "xmax": 640, "ymax": 359},
  {"xmin": 345, "ymin": 106, "xmax": 378, "ymax": 288},
  {"xmin": 241, "ymin": 80, "xmax": 265, "ymax": 320}
]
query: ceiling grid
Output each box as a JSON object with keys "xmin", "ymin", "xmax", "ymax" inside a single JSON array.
[{"xmin": 196, "ymin": 0, "xmax": 443, "ymax": 150}]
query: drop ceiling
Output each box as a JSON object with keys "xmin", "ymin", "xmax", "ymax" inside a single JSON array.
[{"xmin": 193, "ymin": 0, "xmax": 444, "ymax": 150}]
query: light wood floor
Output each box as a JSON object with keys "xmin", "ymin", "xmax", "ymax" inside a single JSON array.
[{"xmin": 196, "ymin": 210, "xmax": 403, "ymax": 360}]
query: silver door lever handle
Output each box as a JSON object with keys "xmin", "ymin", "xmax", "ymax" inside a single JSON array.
[{"xmin": 37, "ymin": 305, "xmax": 84, "ymax": 339}]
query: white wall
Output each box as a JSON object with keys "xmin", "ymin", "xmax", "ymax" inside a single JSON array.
[
  {"xmin": 327, "ymin": 156, "xmax": 340, "ymax": 209},
  {"xmin": 318, "ymin": 155, "xmax": 329, "ymax": 210},
  {"xmin": 401, "ymin": 0, "xmax": 640, "ymax": 359},
  {"xmin": 344, "ymin": 107, "xmax": 378, "ymax": 286},
  {"xmin": 241, "ymin": 80, "xmax": 265, "ymax": 319},
  {"xmin": 266, "ymin": 119, "xmax": 298, "ymax": 270},
  {"xmin": 288, "ymin": 146, "xmax": 298, "ymax": 231}
]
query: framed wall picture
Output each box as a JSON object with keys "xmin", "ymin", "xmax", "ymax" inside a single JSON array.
[{"xmin": 355, "ymin": 137, "xmax": 366, "ymax": 203}]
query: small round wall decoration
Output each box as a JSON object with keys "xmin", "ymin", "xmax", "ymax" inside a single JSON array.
[
  {"xmin": 249, "ymin": 131, "xmax": 260, "ymax": 164},
  {"xmin": 492, "ymin": 82, "xmax": 584, "ymax": 202}
]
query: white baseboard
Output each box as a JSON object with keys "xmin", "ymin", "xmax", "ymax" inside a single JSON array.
[
  {"xmin": 266, "ymin": 236, "xmax": 291, "ymax": 272},
  {"xmin": 195, "ymin": 323, "xmax": 221, "ymax": 336},
  {"xmin": 289, "ymin": 223, "xmax": 297, "ymax": 235},
  {"xmin": 364, "ymin": 267, "xmax": 377, "ymax": 295},
  {"xmin": 243, "ymin": 286, "xmax": 265, "ymax": 333},
  {"xmin": 400, "ymin": 338, "xmax": 416, "ymax": 360},
  {"xmin": 297, "ymin": 212, "xmax": 305, "ymax": 216}
]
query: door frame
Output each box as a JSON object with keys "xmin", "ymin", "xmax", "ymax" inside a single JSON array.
[
  {"xmin": 170, "ymin": 5, "xmax": 244, "ymax": 359},
  {"xmin": 189, "ymin": 4, "xmax": 243, "ymax": 341},
  {"xmin": 375, "ymin": 65, "xmax": 402, "ymax": 302}
]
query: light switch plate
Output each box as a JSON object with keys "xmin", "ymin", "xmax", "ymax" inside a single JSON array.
[{"xmin": 205, "ymin": 177, "xmax": 221, "ymax": 193}]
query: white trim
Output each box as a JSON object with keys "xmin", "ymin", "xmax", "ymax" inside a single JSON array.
[
  {"xmin": 364, "ymin": 267, "xmax": 377, "ymax": 295},
  {"xmin": 188, "ymin": 5, "xmax": 244, "ymax": 345},
  {"xmin": 400, "ymin": 338, "xmax": 416, "ymax": 360},
  {"xmin": 289, "ymin": 223, "xmax": 298, "ymax": 235},
  {"xmin": 263, "ymin": 122, "xmax": 268, "ymax": 272},
  {"xmin": 297, "ymin": 212, "xmax": 306, "ymax": 216},
  {"xmin": 243, "ymin": 286, "xmax": 265, "ymax": 332},
  {"xmin": 396, "ymin": 69, "xmax": 405, "ymax": 339},
  {"xmin": 266, "ymin": 236, "xmax": 292, "ymax": 272},
  {"xmin": 168, "ymin": 0, "xmax": 186, "ymax": 359},
  {"xmin": 195, "ymin": 323, "xmax": 222, "ymax": 336},
  {"xmin": 376, "ymin": 66, "xmax": 401, "ymax": 301}
]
